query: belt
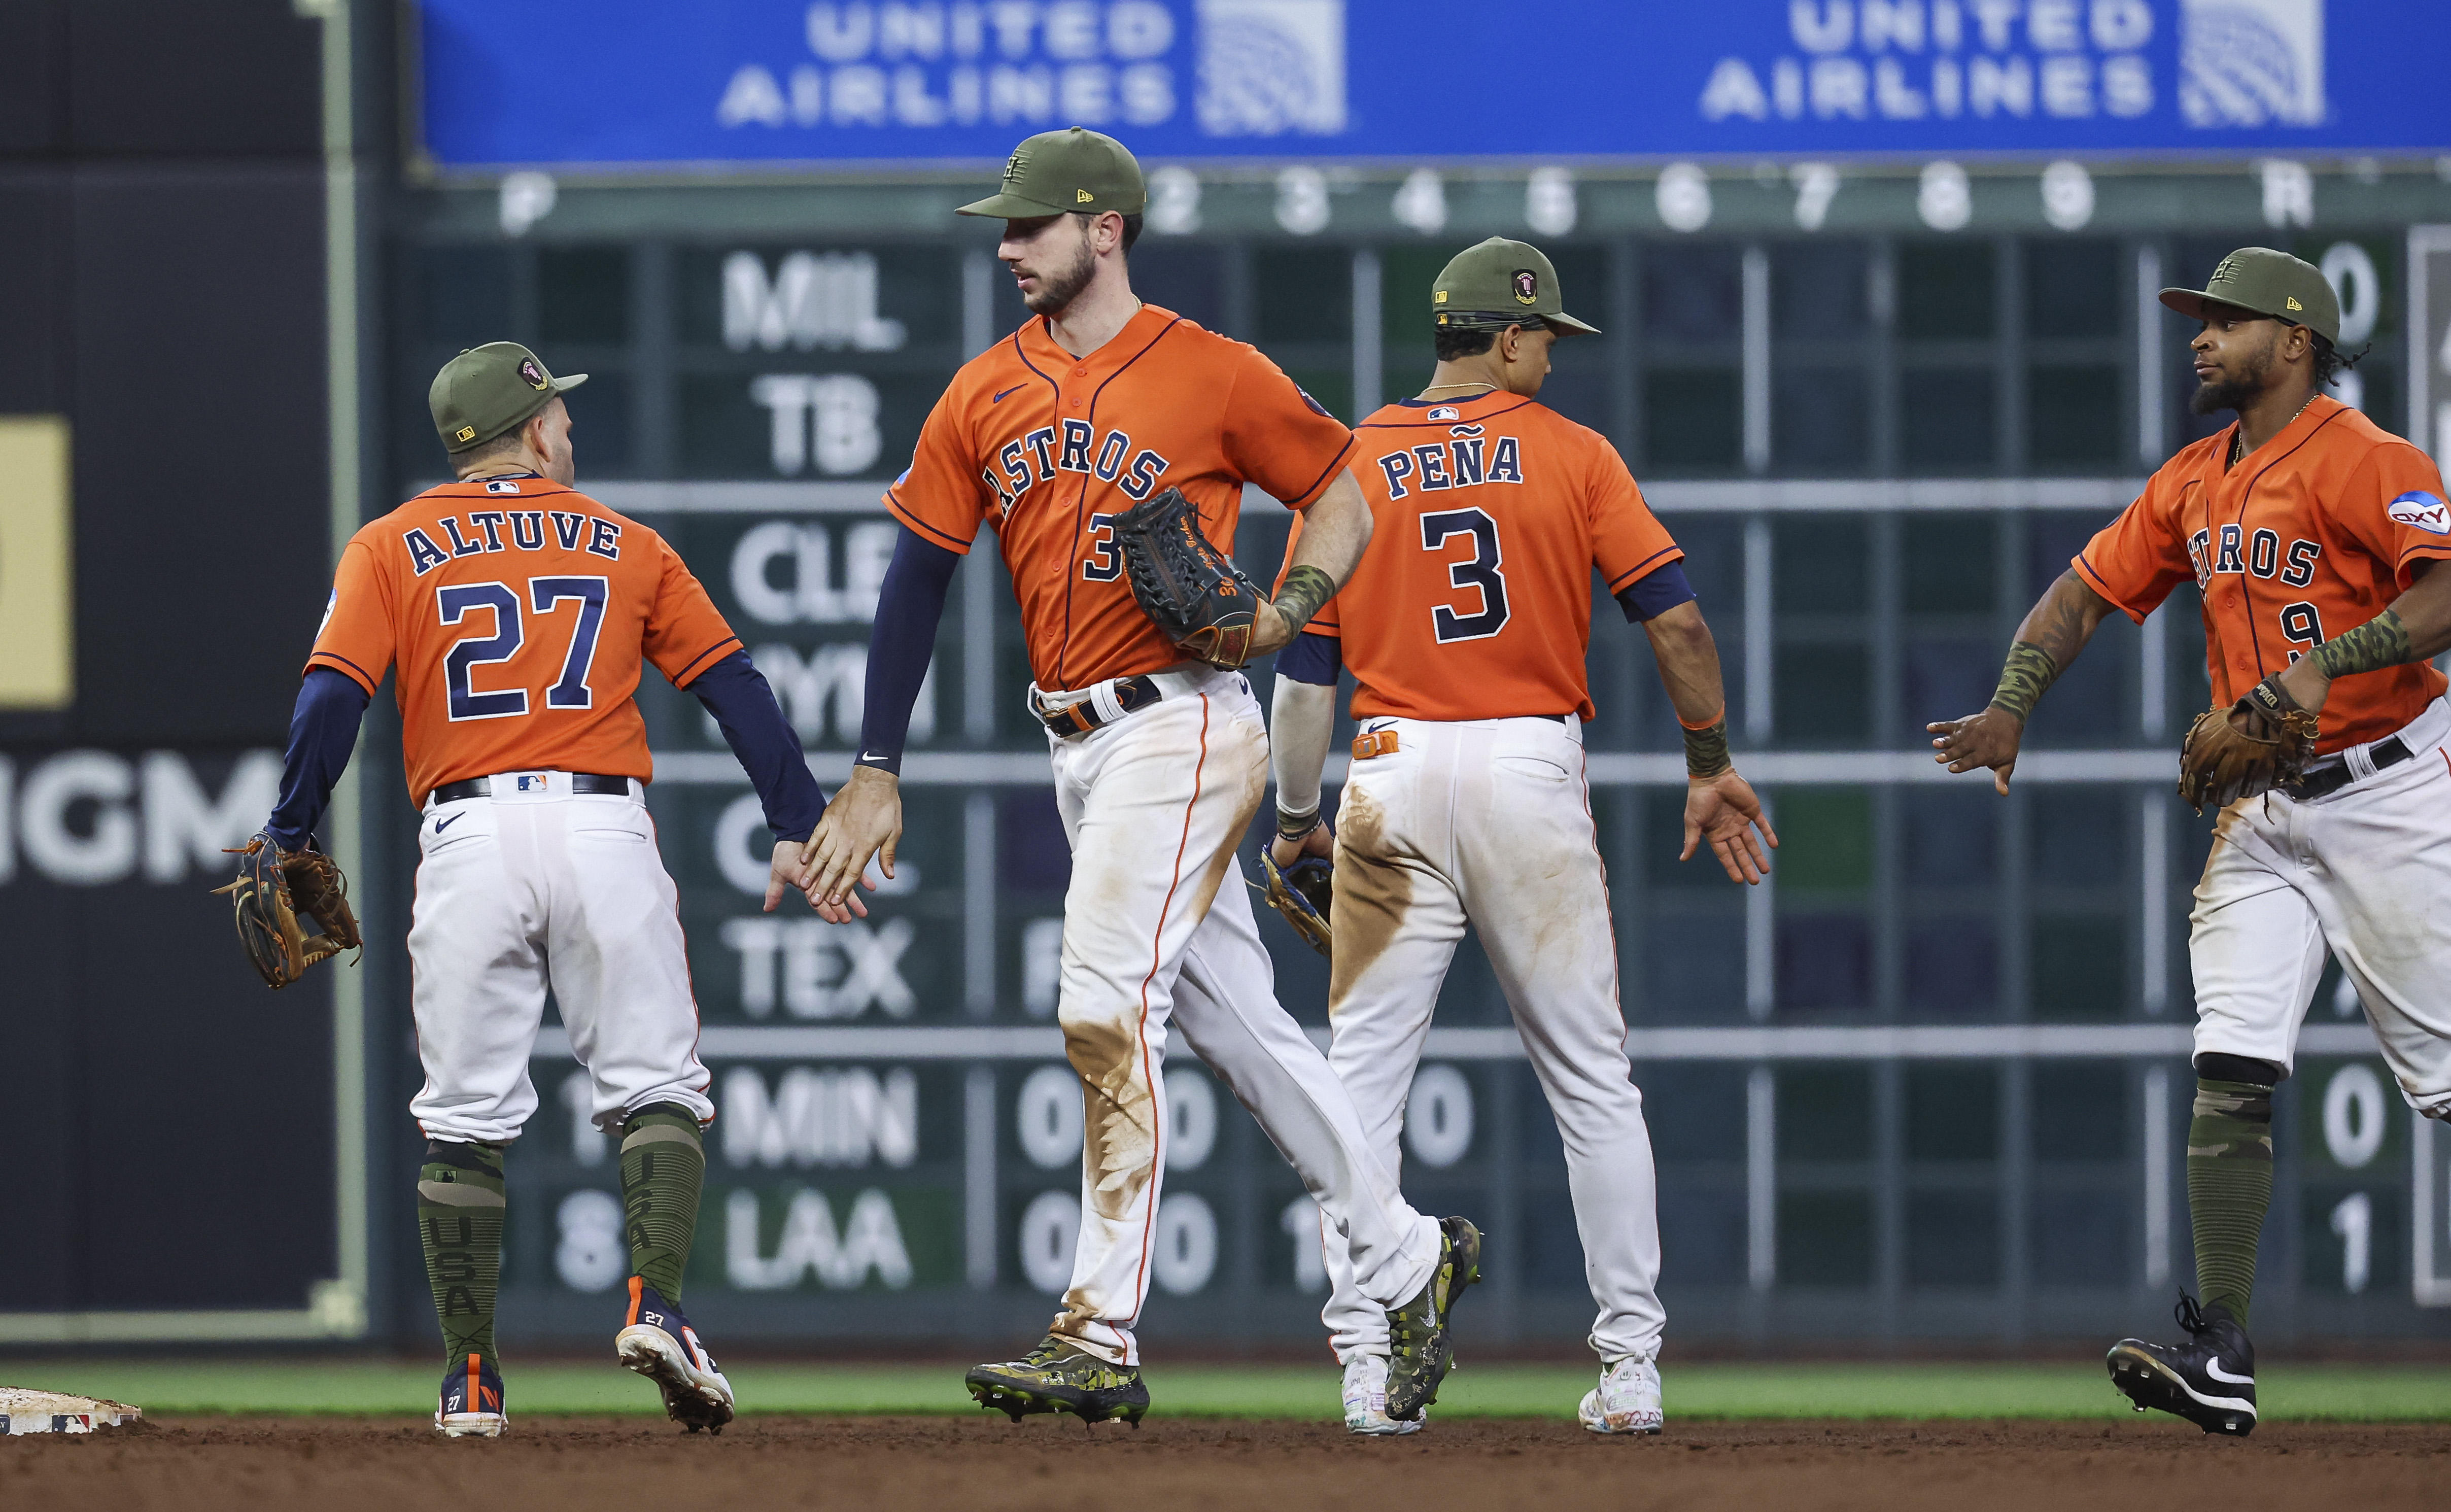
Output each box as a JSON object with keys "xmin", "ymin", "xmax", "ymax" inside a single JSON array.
[
  {"xmin": 1034, "ymin": 675, "xmax": 1162, "ymax": 738},
  {"xmin": 428, "ymin": 772, "xmax": 634, "ymax": 806},
  {"xmin": 2285, "ymin": 736, "xmax": 2411, "ymax": 801}
]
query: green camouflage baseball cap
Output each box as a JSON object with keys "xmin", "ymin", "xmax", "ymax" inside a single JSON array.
[
  {"xmin": 958, "ymin": 127, "xmax": 1147, "ymax": 219},
  {"xmin": 429, "ymin": 341, "xmax": 588, "ymax": 454},
  {"xmin": 1431, "ymin": 237, "xmax": 1600, "ymax": 336},
  {"xmin": 2162, "ymin": 247, "xmax": 2340, "ymax": 345}
]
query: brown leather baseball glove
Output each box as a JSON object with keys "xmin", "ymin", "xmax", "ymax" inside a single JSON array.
[
  {"xmin": 2177, "ymin": 675, "xmax": 2321, "ymax": 814},
  {"xmin": 1112, "ymin": 486, "xmax": 1266, "ymax": 670},
  {"xmin": 211, "ymin": 831, "xmax": 363, "ymax": 988},
  {"xmin": 1258, "ymin": 847, "xmax": 1332, "ymax": 956}
]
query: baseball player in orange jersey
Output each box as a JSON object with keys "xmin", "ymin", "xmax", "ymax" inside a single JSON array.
[
  {"xmin": 806, "ymin": 128, "xmax": 1476, "ymax": 1428},
  {"xmin": 1267, "ymin": 239, "xmax": 1776, "ymax": 1436},
  {"xmin": 263, "ymin": 342, "xmax": 852, "ymax": 1436},
  {"xmin": 1934, "ymin": 248, "xmax": 2451, "ymax": 1436}
]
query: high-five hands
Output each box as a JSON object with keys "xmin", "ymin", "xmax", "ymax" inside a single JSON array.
[{"xmin": 799, "ymin": 765, "xmax": 901, "ymax": 923}]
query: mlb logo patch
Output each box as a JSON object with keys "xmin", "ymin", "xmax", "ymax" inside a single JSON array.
[
  {"xmin": 1429, "ymin": 406, "xmax": 1461, "ymax": 421},
  {"xmin": 515, "ymin": 773, "xmax": 547, "ymax": 793},
  {"xmin": 2388, "ymin": 490, "xmax": 2449, "ymax": 534},
  {"xmin": 486, "ymin": 478, "xmax": 520, "ymax": 494}
]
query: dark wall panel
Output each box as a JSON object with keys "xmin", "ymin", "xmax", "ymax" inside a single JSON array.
[{"xmin": 67, "ymin": 167, "xmax": 331, "ymax": 743}]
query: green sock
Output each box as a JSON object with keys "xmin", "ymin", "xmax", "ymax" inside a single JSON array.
[
  {"xmin": 2186, "ymin": 1077, "xmax": 2275, "ymax": 1327},
  {"xmin": 619, "ymin": 1104, "xmax": 706, "ymax": 1301},
  {"xmin": 418, "ymin": 1140, "xmax": 507, "ymax": 1370}
]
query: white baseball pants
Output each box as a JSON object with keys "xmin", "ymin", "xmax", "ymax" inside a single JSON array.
[
  {"xmin": 1040, "ymin": 666, "xmax": 1441, "ymax": 1366},
  {"xmin": 407, "ymin": 771, "xmax": 713, "ymax": 1144},
  {"xmin": 1321, "ymin": 713, "xmax": 1666, "ymax": 1365},
  {"xmin": 2191, "ymin": 696, "xmax": 2451, "ymax": 1116}
]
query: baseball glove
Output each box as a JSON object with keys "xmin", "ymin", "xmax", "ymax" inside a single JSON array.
[
  {"xmin": 1112, "ymin": 486, "xmax": 1266, "ymax": 670},
  {"xmin": 1258, "ymin": 847, "xmax": 1333, "ymax": 957},
  {"xmin": 211, "ymin": 831, "xmax": 362, "ymax": 989},
  {"xmin": 2177, "ymin": 674, "xmax": 2321, "ymax": 814}
]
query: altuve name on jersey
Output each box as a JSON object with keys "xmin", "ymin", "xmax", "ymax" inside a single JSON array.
[
  {"xmin": 2187, "ymin": 522, "xmax": 2320, "ymax": 590},
  {"xmin": 979, "ymin": 420, "xmax": 1171, "ymax": 514},
  {"xmin": 404, "ymin": 510, "xmax": 624, "ymax": 575},
  {"xmin": 1374, "ymin": 429, "xmax": 1526, "ymax": 500}
]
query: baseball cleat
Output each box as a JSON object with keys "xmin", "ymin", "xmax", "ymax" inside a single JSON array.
[
  {"xmin": 964, "ymin": 1334, "xmax": 1150, "ymax": 1427},
  {"xmin": 2107, "ymin": 1293, "xmax": 2256, "ymax": 1436},
  {"xmin": 434, "ymin": 1353, "xmax": 508, "ymax": 1437},
  {"xmin": 615, "ymin": 1277, "xmax": 735, "ymax": 1433},
  {"xmin": 1384, "ymin": 1216, "xmax": 1482, "ymax": 1422},
  {"xmin": 1341, "ymin": 1353, "xmax": 1423, "ymax": 1436},
  {"xmin": 1579, "ymin": 1356, "xmax": 1664, "ymax": 1435}
]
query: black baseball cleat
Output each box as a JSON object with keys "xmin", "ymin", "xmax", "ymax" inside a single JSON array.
[
  {"xmin": 1385, "ymin": 1216, "xmax": 1483, "ymax": 1422},
  {"xmin": 2107, "ymin": 1293, "xmax": 2257, "ymax": 1436},
  {"xmin": 965, "ymin": 1335, "xmax": 1150, "ymax": 1427}
]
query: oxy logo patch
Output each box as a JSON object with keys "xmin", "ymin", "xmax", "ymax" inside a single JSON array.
[{"xmin": 2389, "ymin": 490, "xmax": 2449, "ymax": 534}]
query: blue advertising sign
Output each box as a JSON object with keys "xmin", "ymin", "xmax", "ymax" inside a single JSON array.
[{"xmin": 418, "ymin": 1, "xmax": 2451, "ymax": 169}]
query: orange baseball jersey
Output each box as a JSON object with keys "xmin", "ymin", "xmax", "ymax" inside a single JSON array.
[
  {"xmin": 308, "ymin": 476, "xmax": 744, "ymax": 803},
  {"xmin": 1279, "ymin": 391, "xmax": 1683, "ymax": 723},
  {"xmin": 2075, "ymin": 395, "xmax": 2451, "ymax": 753},
  {"xmin": 886, "ymin": 304, "xmax": 1357, "ymax": 691}
]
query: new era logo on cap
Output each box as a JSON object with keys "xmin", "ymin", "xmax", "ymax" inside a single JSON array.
[
  {"xmin": 456, "ymin": 425, "xmax": 476, "ymax": 442},
  {"xmin": 1077, "ymin": 189, "xmax": 1094, "ymax": 202}
]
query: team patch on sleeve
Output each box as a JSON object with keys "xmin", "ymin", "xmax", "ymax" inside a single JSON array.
[{"xmin": 2388, "ymin": 490, "xmax": 2450, "ymax": 534}]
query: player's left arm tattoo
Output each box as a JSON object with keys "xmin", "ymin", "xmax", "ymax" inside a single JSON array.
[
  {"xmin": 1270, "ymin": 565, "xmax": 1336, "ymax": 635},
  {"xmin": 2308, "ymin": 609, "xmax": 2412, "ymax": 680}
]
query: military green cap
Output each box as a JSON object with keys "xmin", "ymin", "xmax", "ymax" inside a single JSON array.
[
  {"xmin": 2161, "ymin": 247, "xmax": 2340, "ymax": 346},
  {"xmin": 1431, "ymin": 237, "xmax": 1599, "ymax": 337},
  {"xmin": 429, "ymin": 341, "xmax": 588, "ymax": 454},
  {"xmin": 957, "ymin": 127, "xmax": 1147, "ymax": 219}
]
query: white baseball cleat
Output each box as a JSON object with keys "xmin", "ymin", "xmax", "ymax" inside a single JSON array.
[
  {"xmin": 615, "ymin": 1277, "xmax": 736, "ymax": 1432},
  {"xmin": 1578, "ymin": 1356, "xmax": 1663, "ymax": 1435},
  {"xmin": 434, "ymin": 1353, "xmax": 508, "ymax": 1438},
  {"xmin": 1342, "ymin": 1352, "xmax": 1423, "ymax": 1436}
]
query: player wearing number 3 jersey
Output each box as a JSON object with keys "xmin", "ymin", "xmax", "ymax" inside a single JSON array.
[
  {"xmin": 1269, "ymin": 239, "xmax": 1774, "ymax": 1436},
  {"xmin": 1932, "ymin": 248, "xmax": 2451, "ymax": 1436},
  {"xmin": 263, "ymin": 342, "xmax": 845, "ymax": 1436}
]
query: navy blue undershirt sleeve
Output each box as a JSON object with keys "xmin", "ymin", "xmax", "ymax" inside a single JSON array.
[
  {"xmin": 691, "ymin": 650, "xmax": 826, "ymax": 844},
  {"xmin": 855, "ymin": 526, "xmax": 962, "ymax": 775},
  {"xmin": 1616, "ymin": 561, "xmax": 1698, "ymax": 623},
  {"xmin": 266, "ymin": 667, "xmax": 371, "ymax": 852},
  {"xmin": 1274, "ymin": 629, "xmax": 1342, "ymax": 686}
]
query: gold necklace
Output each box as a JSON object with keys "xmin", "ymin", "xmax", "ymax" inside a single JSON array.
[
  {"xmin": 2229, "ymin": 392, "xmax": 2318, "ymax": 466},
  {"xmin": 1418, "ymin": 380, "xmax": 1497, "ymax": 397}
]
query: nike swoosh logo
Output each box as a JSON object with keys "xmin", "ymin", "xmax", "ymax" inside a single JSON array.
[
  {"xmin": 434, "ymin": 812, "xmax": 465, "ymax": 834},
  {"xmin": 991, "ymin": 384, "xmax": 1026, "ymax": 403},
  {"xmin": 2205, "ymin": 1360, "xmax": 2254, "ymax": 1386}
]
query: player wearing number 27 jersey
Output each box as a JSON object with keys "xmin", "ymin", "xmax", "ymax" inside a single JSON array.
[
  {"xmin": 1269, "ymin": 239, "xmax": 1774, "ymax": 1437},
  {"xmin": 270, "ymin": 342, "xmax": 835, "ymax": 1436}
]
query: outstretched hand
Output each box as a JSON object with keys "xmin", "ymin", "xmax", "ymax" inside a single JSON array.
[
  {"xmin": 1928, "ymin": 706, "xmax": 2024, "ymax": 796},
  {"xmin": 801, "ymin": 765, "xmax": 902, "ymax": 917},
  {"xmin": 1681, "ymin": 770, "xmax": 1778, "ymax": 885}
]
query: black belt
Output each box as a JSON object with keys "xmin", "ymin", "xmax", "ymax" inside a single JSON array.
[
  {"xmin": 428, "ymin": 772, "xmax": 634, "ymax": 806},
  {"xmin": 2285, "ymin": 736, "xmax": 2412, "ymax": 801},
  {"xmin": 1034, "ymin": 675, "xmax": 1162, "ymax": 738}
]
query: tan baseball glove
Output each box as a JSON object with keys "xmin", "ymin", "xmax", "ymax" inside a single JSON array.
[
  {"xmin": 1258, "ymin": 847, "xmax": 1332, "ymax": 957},
  {"xmin": 2177, "ymin": 674, "xmax": 2321, "ymax": 814},
  {"xmin": 211, "ymin": 831, "xmax": 363, "ymax": 988}
]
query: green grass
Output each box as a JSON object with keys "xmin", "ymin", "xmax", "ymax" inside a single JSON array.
[{"xmin": 8, "ymin": 1359, "xmax": 2451, "ymax": 1421}]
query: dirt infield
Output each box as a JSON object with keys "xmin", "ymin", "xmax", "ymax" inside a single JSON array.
[{"xmin": 8, "ymin": 1415, "xmax": 2449, "ymax": 1511}]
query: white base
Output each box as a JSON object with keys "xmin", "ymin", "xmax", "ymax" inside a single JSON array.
[{"xmin": 0, "ymin": 1388, "xmax": 142, "ymax": 1435}]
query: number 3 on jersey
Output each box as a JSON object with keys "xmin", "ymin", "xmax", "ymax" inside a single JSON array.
[
  {"xmin": 438, "ymin": 575, "xmax": 610, "ymax": 721},
  {"xmin": 1422, "ymin": 508, "xmax": 1510, "ymax": 642}
]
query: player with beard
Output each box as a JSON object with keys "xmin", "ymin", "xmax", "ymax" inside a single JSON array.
[
  {"xmin": 1931, "ymin": 248, "xmax": 2451, "ymax": 1435},
  {"xmin": 807, "ymin": 128, "xmax": 1473, "ymax": 1427}
]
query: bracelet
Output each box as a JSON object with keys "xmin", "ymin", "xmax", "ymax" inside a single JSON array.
[{"xmin": 1682, "ymin": 716, "xmax": 1732, "ymax": 780}]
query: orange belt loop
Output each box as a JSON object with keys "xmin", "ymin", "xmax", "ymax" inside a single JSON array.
[{"xmin": 1351, "ymin": 729, "xmax": 1399, "ymax": 761}]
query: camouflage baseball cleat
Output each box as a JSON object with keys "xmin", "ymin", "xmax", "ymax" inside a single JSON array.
[
  {"xmin": 965, "ymin": 1335, "xmax": 1150, "ymax": 1427},
  {"xmin": 1385, "ymin": 1216, "xmax": 1483, "ymax": 1421}
]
